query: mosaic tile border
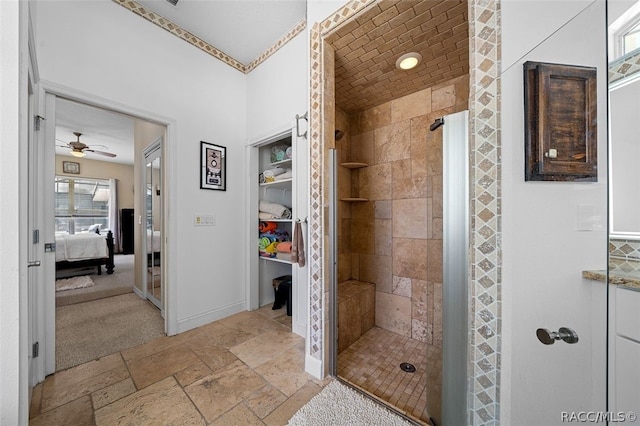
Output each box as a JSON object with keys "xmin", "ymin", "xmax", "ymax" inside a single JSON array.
[
  {"xmin": 307, "ymin": 0, "xmax": 377, "ymax": 364},
  {"xmin": 609, "ymin": 49, "xmax": 640, "ymax": 84},
  {"xmin": 610, "ymin": 238, "xmax": 640, "ymax": 261},
  {"xmin": 307, "ymin": 0, "xmax": 503, "ymax": 424},
  {"xmin": 245, "ymin": 19, "xmax": 307, "ymax": 73},
  {"xmin": 467, "ymin": 0, "xmax": 502, "ymax": 424},
  {"xmin": 113, "ymin": 0, "xmax": 305, "ymax": 74}
]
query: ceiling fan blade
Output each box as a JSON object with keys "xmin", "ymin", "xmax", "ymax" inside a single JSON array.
[{"xmin": 85, "ymin": 149, "xmax": 117, "ymax": 158}]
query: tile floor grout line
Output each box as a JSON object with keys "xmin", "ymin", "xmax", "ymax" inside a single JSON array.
[{"xmin": 175, "ymin": 372, "xmax": 215, "ymax": 424}]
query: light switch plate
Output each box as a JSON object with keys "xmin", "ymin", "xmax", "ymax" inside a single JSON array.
[{"xmin": 194, "ymin": 213, "xmax": 216, "ymax": 226}]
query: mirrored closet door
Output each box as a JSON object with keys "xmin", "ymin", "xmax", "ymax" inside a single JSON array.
[{"xmin": 144, "ymin": 141, "xmax": 162, "ymax": 312}]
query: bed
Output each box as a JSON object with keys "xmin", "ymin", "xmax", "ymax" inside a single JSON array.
[{"xmin": 55, "ymin": 230, "xmax": 115, "ymax": 277}]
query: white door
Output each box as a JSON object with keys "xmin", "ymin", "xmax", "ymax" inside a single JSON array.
[
  {"xmin": 501, "ymin": 1, "xmax": 608, "ymax": 423},
  {"xmin": 27, "ymin": 76, "xmax": 41, "ymax": 387}
]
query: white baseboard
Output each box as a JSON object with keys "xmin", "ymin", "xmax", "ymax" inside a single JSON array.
[
  {"xmin": 305, "ymin": 354, "xmax": 324, "ymax": 379},
  {"xmin": 132, "ymin": 286, "xmax": 144, "ymax": 299},
  {"xmin": 175, "ymin": 301, "xmax": 245, "ymax": 334},
  {"xmin": 293, "ymin": 322, "xmax": 306, "ymax": 338}
]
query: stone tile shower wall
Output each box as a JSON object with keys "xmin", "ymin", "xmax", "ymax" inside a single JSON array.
[{"xmin": 339, "ymin": 75, "xmax": 469, "ymax": 346}]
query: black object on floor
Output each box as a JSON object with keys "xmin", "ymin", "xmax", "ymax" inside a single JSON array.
[{"xmin": 272, "ymin": 275, "xmax": 293, "ymax": 316}]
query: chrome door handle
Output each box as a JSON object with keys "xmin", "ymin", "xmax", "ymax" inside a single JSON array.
[
  {"xmin": 536, "ymin": 327, "xmax": 579, "ymax": 345},
  {"xmin": 27, "ymin": 260, "xmax": 41, "ymax": 268}
]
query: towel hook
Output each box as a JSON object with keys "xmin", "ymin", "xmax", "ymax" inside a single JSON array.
[{"xmin": 296, "ymin": 217, "xmax": 308, "ymax": 223}]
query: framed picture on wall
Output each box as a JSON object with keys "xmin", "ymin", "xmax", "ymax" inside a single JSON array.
[
  {"xmin": 62, "ymin": 161, "xmax": 80, "ymax": 174},
  {"xmin": 200, "ymin": 141, "xmax": 226, "ymax": 191}
]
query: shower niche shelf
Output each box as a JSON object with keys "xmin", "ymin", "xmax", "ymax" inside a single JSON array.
[
  {"xmin": 339, "ymin": 161, "xmax": 369, "ymax": 202},
  {"xmin": 340, "ymin": 197, "xmax": 368, "ymax": 202},
  {"xmin": 339, "ymin": 162, "xmax": 368, "ymax": 169}
]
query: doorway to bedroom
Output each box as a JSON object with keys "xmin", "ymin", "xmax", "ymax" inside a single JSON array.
[{"xmin": 51, "ymin": 96, "xmax": 166, "ymax": 371}]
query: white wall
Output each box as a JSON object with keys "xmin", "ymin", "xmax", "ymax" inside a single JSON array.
[
  {"xmin": 501, "ymin": 1, "xmax": 608, "ymax": 424},
  {"xmin": 246, "ymin": 33, "xmax": 308, "ymax": 142},
  {"xmin": 34, "ymin": 0, "xmax": 248, "ymax": 332}
]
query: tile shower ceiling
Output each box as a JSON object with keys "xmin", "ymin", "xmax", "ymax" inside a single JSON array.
[{"xmin": 329, "ymin": 0, "xmax": 469, "ymax": 114}]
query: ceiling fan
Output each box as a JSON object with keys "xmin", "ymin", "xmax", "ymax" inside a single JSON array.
[{"xmin": 57, "ymin": 132, "xmax": 117, "ymax": 158}]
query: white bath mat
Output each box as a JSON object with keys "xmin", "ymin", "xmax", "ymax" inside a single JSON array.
[
  {"xmin": 55, "ymin": 275, "xmax": 95, "ymax": 292},
  {"xmin": 288, "ymin": 380, "xmax": 413, "ymax": 426}
]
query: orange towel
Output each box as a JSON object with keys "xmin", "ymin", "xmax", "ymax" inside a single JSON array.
[
  {"xmin": 277, "ymin": 241, "xmax": 292, "ymax": 253},
  {"xmin": 259, "ymin": 221, "xmax": 277, "ymax": 233}
]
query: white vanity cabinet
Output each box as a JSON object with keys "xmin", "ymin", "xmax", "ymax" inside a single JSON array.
[{"xmin": 613, "ymin": 286, "xmax": 640, "ymax": 414}]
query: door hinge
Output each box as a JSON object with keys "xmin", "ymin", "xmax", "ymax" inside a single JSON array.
[
  {"xmin": 34, "ymin": 115, "xmax": 46, "ymax": 131},
  {"xmin": 32, "ymin": 342, "xmax": 39, "ymax": 358},
  {"xmin": 33, "ymin": 229, "xmax": 39, "ymax": 244}
]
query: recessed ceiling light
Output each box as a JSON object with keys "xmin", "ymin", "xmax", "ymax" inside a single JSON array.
[{"xmin": 396, "ymin": 52, "xmax": 422, "ymax": 70}]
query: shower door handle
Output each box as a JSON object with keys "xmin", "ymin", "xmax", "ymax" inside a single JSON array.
[{"xmin": 536, "ymin": 327, "xmax": 579, "ymax": 345}]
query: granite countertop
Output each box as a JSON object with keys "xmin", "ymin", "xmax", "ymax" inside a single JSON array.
[{"xmin": 582, "ymin": 258, "xmax": 640, "ymax": 290}]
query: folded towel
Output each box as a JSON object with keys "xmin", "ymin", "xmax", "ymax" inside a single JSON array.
[
  {"xmin": 265, "ymin": 241, "xmax": 279, "ymax": 254},
  {"xmin": 274, "ymin": 169, "xmax": 293, "ymax": 181},
  {"xmin": 291, "ymin": 221, "xmax": 306, "ymax": 267},
  {"xmin": 276, "ymin": 252, "xmax": 291, "ymax": 261},
  {"xmin": 276, "ymin": 241, "xmax": 292, "ymax": 253},
  {"xmin": 259, "ymin": 221, "xmax": 278, "ymax": 233},
  {"xmin": 263, "ymin": 167, "xmax": 286, "ymax": 178},
  {"xmin": 259, "ymin": 201, "xmax": 292, "ymax": 219},
  {"xmin": 258, "ymin": 237, "xmax": 273, "ymax": 251},
  {"xmin": 259, "ymin": 212, "xmax": 278, "ymax": 220}
]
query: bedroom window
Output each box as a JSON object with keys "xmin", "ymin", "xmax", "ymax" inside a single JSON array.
[{"xmin": 55, "ymin": 177, "xmax": 110, "ymax": 235}]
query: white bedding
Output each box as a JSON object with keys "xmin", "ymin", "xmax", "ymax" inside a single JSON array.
[
  {"xmin": 147, "ymin": 230, "xmax": 161, "ymax": 252},
  {"xmin": 55, "ymin": 233, "xmax": 108, "ymax": 262}
]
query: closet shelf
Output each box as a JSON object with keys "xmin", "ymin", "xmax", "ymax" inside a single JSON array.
[
  {"xmin": 340, "ymin": 162, "xmax": 368, "ymax": 169},
  {"xmin": 258, "ymin": 218, "xmax": 292, "ymax": 223},
  {"xmin": 260, "ymin": 256, "xmax": 293, "ymax": 265},
  {"xmin": 340, "ymin": 198, "xmax": 369, "ymax": 202},
  {"xmin": 260, "ymin": 178, "xmax": 292, "ymax": 188},
  {"xmin": 270, "ymin": 158, "xmax": 292, "ymax": 167}
]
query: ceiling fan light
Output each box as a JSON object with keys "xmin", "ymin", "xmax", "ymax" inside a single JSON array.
[{"xmin": 71, "ymin": 150, "xmax": 86, "ymax": 158}]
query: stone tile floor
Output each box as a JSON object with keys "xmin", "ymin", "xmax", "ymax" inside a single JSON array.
[
  {"xmin": 29, "ymin": 305, "xmax": 328, "ymax": 426},
  {"xmin": 337, "ymin": 327, "xmax": 441, "ymax": 425}
]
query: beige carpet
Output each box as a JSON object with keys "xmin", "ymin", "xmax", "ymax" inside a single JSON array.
[
  {"xmin": 288, "ymin": 380, "xmax": 413, "ymax": 426},
  {"xmin": 56, "ymin": 254, "xmax": 134, "ymax": 307},
  {"xmin": 56, "ymin": 293, "xmax": 164, "ymax": 371}
]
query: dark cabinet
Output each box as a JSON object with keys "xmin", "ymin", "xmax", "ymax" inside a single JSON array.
[
  {"xmin": 121, "ymin": 208, "xmax": 135, "ymax": 254},
  {"xmin": 524, "ymin": 61, "xmax": 598, "ymax": 182}
]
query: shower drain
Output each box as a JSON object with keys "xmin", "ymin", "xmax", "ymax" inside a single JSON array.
[{"xmin": 399, "ymin": 362, "xmax": 416, "ymax": 373}]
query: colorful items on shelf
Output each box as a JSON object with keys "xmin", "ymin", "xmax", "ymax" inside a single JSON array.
[
  {"xmin": 258, "ymin": 226, "xmax": 291, "ymax": 259},
  {"xmin": 259, "ymin": 167, "xmax": 293, "ymax": 184},
  {"xmin": 270, "ymin": 144, "xmax": 292, "ymax": 163}
]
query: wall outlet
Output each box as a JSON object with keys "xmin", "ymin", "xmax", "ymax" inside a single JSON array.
[{"xmin": 194, "ymin": 213, "xmax": 216, "ymax": 226}]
